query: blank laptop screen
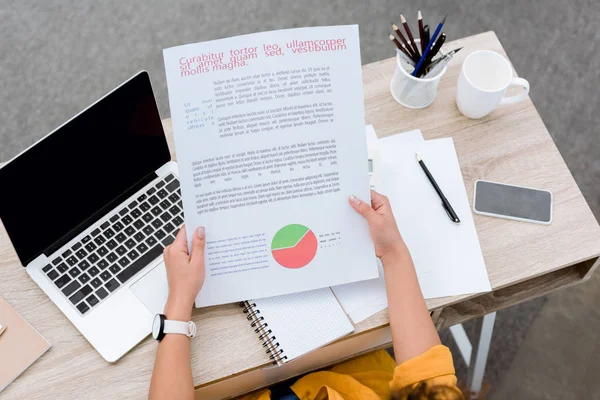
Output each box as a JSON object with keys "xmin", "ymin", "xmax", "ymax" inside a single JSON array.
[{"xmin": 0, "ymin": 72, "xmax": 170, "ymax": 266}]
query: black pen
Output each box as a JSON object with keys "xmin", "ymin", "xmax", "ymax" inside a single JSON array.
[{"xmin": 416, "ymin": 153, "xmax": 460, "ymax": 223}]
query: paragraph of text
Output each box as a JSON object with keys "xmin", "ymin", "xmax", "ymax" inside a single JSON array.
[
  {"xmin": 217, "ymin": 102, "xmax": 334, "ymax": 138},
  {"xmin": 206, "ymin": 233, "xmax": 269, "ymax": 276},
  {"xmin": 191, "ymin": 139, "xmax": 338, "ymax": 187},
  {"xmin": 195, "ymin": 172, "xmax": 340, "ymax": 215}
]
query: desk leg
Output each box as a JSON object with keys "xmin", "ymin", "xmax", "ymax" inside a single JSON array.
[
  {"xmin": 449, "ymin": 323, "xmax": 472, "ymax": 366},
  {"xmin": 465, "ymin": 312, "xmax": 496, "ymax": 397}
]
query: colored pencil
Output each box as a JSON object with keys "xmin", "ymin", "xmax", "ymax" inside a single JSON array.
[
  {"xmin": 390, "ymin": 34, "xmax": 415, "ymax": 63},
  {"xmin": 391, "ymin": 22, "xmax": 416, "ymax": 59},
  {"xmin": 401, "ymin": 14, "xmax": 421, "ymax": 57},
  {"xmin": 418, "ymin": 10, "xmax": 425, "ymax": 54},
  {"xmin": 388, "ymin": 33, "xmax": 403, "ymax": 51},
  {"xmin": 402, "ymin": 42, "xmax": 420, "ymax": 63}
]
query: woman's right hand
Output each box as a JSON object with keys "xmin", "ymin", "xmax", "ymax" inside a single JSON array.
[{"xmin": 349, "ymin": 190, "xmax": 408, "ymax": 264}]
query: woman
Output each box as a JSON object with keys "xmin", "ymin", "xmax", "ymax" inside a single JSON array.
[{"xmin": 149, "ymin": 191, "xmax": 463, "ymax": 399}]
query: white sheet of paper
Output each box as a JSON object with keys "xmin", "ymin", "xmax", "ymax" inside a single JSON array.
[
  {"xmin": 333, "ymin": 131, "xmax": 491, "ymax": 323},
  {"xmin": 379, "ymin": 129, "xmax": 424, "ymax": 150},
  {"xmin": 381, "ymin": 138, "xmax": 491, "ymax": 298},
  {"xmin": 332, "ymin": 259, "xmax": 387, "ymax": 323},
  {"xmin": 365, "ymin": 124, "xmax": 379, "ymax": 148},
  {"xmin": 164, "ymin": 26, "xmax": 377, "ymax": 307}
]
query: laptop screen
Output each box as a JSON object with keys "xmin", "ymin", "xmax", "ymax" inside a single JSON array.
[{"xmin": 0, "ymin": 72, "xmax": 170, "ymax": 266}]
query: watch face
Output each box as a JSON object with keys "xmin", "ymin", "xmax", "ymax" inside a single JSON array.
[{"xmin": 152, "ymin": 314, "xmax": 161, "ymax": 339}]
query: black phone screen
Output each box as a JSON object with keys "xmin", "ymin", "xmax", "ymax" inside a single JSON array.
[{"xmin": 474, "ymin": 180, "xmax": 552, "ymax": 223}]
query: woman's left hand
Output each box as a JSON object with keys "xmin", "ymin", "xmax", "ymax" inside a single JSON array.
[{"xmin": 162, "ymin": 226, "xmax": 206, "ymax": 321}]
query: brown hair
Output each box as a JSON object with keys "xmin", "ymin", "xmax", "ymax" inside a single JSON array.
[{"xmin": 390, "ymin": 381, "xmax": 465, "ymax": 400}]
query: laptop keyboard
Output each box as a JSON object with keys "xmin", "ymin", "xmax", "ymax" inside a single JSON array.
[{"xmin": 41, "ymin": 174, "xmax": 183, "ymax": 315}]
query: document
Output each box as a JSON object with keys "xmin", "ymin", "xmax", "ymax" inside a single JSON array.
[{"xmin": 164, "ymin": 26, "xmax": 377, "ymax": 307}]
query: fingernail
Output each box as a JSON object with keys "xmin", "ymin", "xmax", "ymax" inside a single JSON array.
[
  {"xmin": 349, "ymin": 195, "xmax": 360, "ymax": 205},
  {"xmin": 197, "ymin": 226, "xmax": 205, "ymax": 237}
]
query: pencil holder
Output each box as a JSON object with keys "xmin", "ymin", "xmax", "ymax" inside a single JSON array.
[{"xmin": 390, "ymin": 47, "xmax": 447, "ymax": 109}]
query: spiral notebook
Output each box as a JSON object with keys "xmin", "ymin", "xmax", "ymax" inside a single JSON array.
[{"xmin": 240, "ymin": 288, "xmax": 354, "ymax": 365}]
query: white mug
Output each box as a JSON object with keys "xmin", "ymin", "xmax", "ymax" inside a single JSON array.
[{"xmin": 456, "ymin": 50, "xmax": 530, "ymax": 119}]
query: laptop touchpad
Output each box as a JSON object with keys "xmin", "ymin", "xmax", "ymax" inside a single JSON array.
[{"xmin": 130, "ymin": 262, "xmax": 169, "ymax": 315}]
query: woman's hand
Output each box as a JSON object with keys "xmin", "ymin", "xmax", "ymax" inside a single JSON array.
[
  {"xmin": 150, "ymin": 226, "xmax": 203, "ymax": 400},
  {"xmin": 351, "ymin": 191, "xmax": 442, "ymax": 363},
  {"xmin": 349, "ymin": 190, "xmax": 408, "ymax": 264},
  {"xmin": 162, "ymin": 226, "xmax": 206, "ymax": 321}
]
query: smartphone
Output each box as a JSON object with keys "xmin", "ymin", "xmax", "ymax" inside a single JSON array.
[{"xmin": 473, "ymin": 180, "xmax": 553, "ymax": 225}]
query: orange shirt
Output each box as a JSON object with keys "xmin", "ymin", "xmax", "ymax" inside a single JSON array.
[{"xmin": 240, "ymin": 345, "xmax": 459, "ymax": 399}]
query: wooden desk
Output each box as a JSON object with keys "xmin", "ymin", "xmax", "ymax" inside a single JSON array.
[{"xmin": 1, "ymin": 31, "xmax": 599, "ymax": 399}]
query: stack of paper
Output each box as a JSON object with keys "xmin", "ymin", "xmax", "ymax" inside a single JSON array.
[{"xmin": 332, "ymin": 128, "xmax": 491, "ymax": 323}]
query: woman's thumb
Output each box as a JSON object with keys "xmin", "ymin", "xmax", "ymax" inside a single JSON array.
[
  {"xmin": 349, "ymin": 195, "xmax": 377, "ymax": 221},
  {"xmin": 190, "ymin": 226, "xmax": 206, "ymax": 265}
]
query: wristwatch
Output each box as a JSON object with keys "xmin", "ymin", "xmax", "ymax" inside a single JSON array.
[{"xmin": 152, "ymin": 314, "xmax": 197, "ymax": 341}]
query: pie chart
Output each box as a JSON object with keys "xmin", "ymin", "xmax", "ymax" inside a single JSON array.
[{"xmin": 271, "ymin": 224, "xmax": 318, "ymax": 269}]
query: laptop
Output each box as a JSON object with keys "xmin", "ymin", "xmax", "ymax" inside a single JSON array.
[{"xmin": 0, "ymin": 71, "xmax": 179, "ymax": 362}]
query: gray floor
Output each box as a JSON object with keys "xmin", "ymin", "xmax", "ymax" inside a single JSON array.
[
  {"xmin": 492, "ymin": 271, "xmax": 600, "ymax": 400},
  {"xmin": 2, "ymin": 1, "xmax": 599, "ymax": 398}
]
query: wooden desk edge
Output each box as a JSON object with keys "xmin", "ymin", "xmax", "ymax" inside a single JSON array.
[{"xmin": 193, "ymin": 254, "xmax": 600, "ymax": 396}]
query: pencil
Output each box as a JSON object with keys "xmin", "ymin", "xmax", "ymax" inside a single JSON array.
[
  {"xmin": 388, "ymin": 33, "xmax": 402, "ymax": 50},
  {"xmin": 390, "ymin": 33, "xmax": 415, "ymax": 63},
  {"xmin": 391, "ymin": 22, "xmax": 416, "ymax": 59},
  {"xmin": 418, "ymin": 10, "xmax": 425, "ymax": 54},
  {"xmin": 401, "ymin": 14, "xmax": 421, "ymax": 57},
  {"xmin": 403, "ymin": 42, "xmax": 421, "ymax": 63}
]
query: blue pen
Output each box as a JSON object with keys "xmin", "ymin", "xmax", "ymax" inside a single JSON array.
[{"xmin": 412, "ymin": 14, "xmax": 447, "ymax": 77}]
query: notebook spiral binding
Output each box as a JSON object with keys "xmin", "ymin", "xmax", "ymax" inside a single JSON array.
[{"xmin": 239, "ymin": 301, "xmax": 288, "ymax": 365}]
